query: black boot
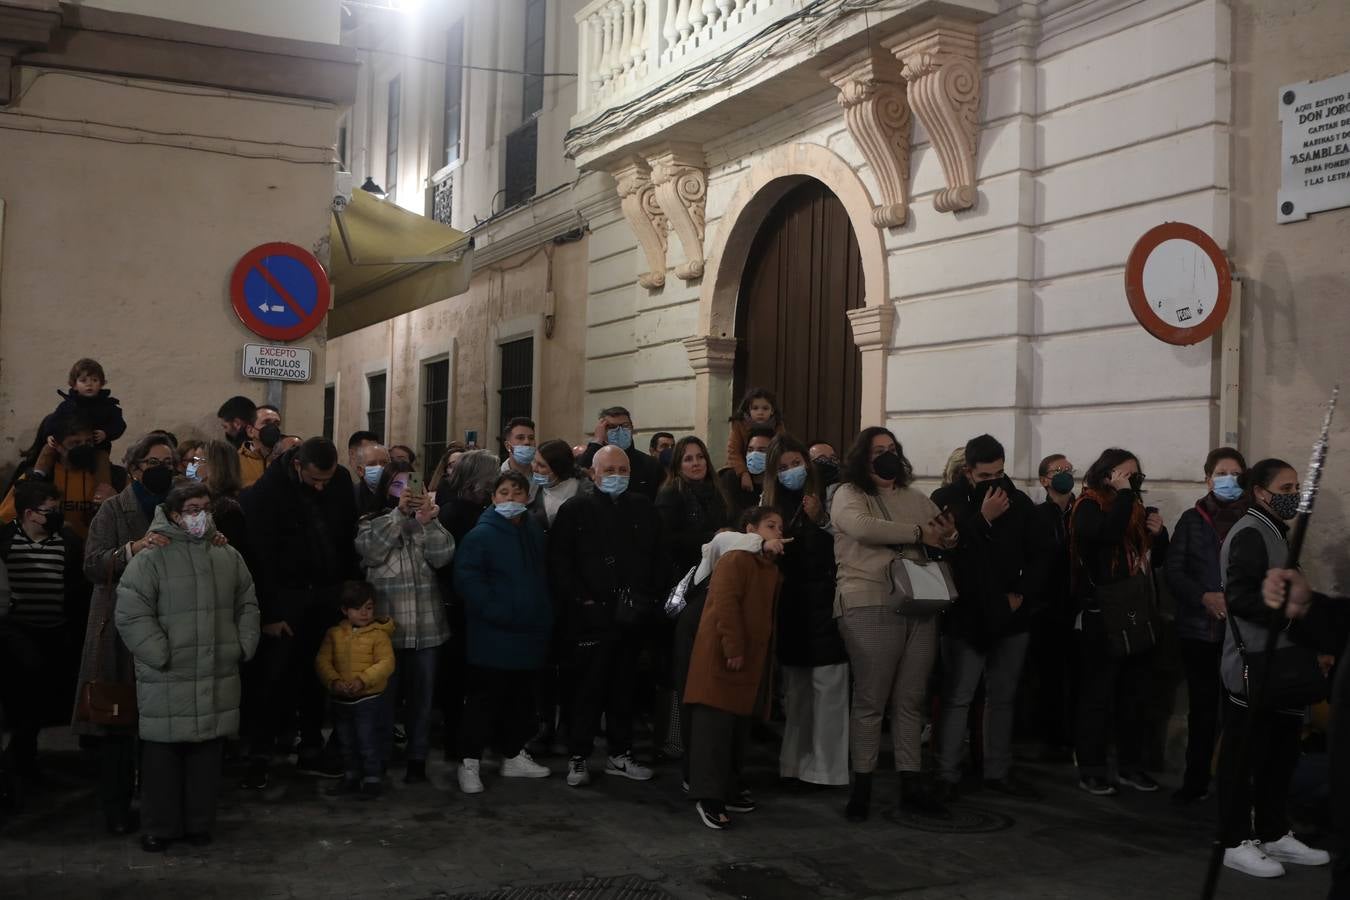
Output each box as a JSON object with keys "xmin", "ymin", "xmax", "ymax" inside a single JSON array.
[
  {"xmin": 404, "ymin": 760, "xmax": 428, "ymax": 784},
  {"xmin": 900, "ymin": 772, "xmax": 950, "ymax": 818},
  {"xmin": 846, "ymin": 772, "xmax": 872, "ymax": 822}
]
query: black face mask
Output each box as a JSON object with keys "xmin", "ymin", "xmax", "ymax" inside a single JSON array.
[
  {"xmin": 972, "ymin": 475, "xmax": 1013, "ymax": 499},
  {"xmin": 1128, "ymin": 472, "xmax": 1146, "ymax": 493},
  {"xmin": 259, "ymin": 424, "xmax": 283, "ymax": 449},
  {"xmin": 40, "ymin": 509, "xmax": 64, "ymax": 534},
  {"xmin": 815, "ymin": 460, "xmax": 840, "ymax": 487},
  {"xmin": 66, "ymin": 444, "xmax": 98, "ymax": 471},
  {"xmin": 658, "ymin": 448, "xmax": 673, "ymax": 469},
  {"xmin": 872, "ymin": 451, "xmax": 902, "ymax": 481},
  {"xmin": 141, "ymin": 466, "xmax": 174, "ymax": 497}
]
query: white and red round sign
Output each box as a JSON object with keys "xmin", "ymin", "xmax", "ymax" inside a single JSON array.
[{"xmin": 1124, "ymin": 222, "xmax": 1231, "ymax": 346}]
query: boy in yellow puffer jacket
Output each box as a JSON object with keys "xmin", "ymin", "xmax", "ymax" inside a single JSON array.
[{"xmin": 316, "ymin": 581, "xmax": 396, "ymax": 798}]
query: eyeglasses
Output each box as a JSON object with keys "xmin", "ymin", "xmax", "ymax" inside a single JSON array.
[
  {"xmin": 180, "ymin": 505, "xmax": 210, "ymax": 515},
  {"xmin": 141, "ymin": 458, "xmax": 173, "ymax": 469}
]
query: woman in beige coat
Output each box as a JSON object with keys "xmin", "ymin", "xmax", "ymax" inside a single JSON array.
[{"xmin": 832, "ymin": 426, "xmax": 956, "ymax": 822}]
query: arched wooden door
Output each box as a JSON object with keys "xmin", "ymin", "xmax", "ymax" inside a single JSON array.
[{"xmin": 734, "ymin": 179, "xmax": 864, "ymax": 455}]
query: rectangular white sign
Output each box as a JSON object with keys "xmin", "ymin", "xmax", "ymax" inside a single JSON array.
[
  {"xmin": 1278, "ymin": 69, "xmax": 1350, "ymax": 224},
  {"xmin": 242, "ymin": 343, "xmax": 312, "ymax": 382}
]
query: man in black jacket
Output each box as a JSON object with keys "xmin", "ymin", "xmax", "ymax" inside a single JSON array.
[
  {"xmin": 240, "ymin": 438, "xmax": 359, "ymax": 786},
  {"xmin": 549, "ymin": 445, "xmax": 665, "ymax": 788},
  {"xmin": 1029, "ymin": 452, "xmax": 1077, "ymax": 760},
  {"xmin": 577, "ymin": 406, "xmax": 664, "ymax": 501},
  {"xmin": 931, "ymin": 435, "xmax": 1047, "ymax": 799}
]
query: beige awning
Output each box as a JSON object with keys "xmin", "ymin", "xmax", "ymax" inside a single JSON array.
[{"xmin": 327, "ymin": 188, "xmax": 474, "ymax": 338}]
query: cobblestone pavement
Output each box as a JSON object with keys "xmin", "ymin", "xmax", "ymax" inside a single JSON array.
[{"xmin": 1, "ymin": 732, "xmax": 1336, "ymax": 900}]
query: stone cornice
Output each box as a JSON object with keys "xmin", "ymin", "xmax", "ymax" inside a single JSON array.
[{"xmin": 683, "ymin": 335, "xmax": 738, "ymax": 376}]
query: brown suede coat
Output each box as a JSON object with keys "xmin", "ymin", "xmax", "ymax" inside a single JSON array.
[{"xmin": 684, "ymin": 549, "xmax": 782, "ymax": 718}]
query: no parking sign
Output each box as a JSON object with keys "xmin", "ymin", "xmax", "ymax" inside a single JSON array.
[{"xmin": 229, "ymin": 242, "xmax": 330, "ymax": 341}]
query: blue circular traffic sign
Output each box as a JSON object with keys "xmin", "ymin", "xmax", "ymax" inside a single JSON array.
[{"xmin": 230, "ymin": 242, "xmax": 330, "ymax": 341}]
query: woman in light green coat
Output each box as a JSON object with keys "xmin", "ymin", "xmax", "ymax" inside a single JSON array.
[{"xmin": 115, "ymin": 480, "xmax": 259, "ymax": 853}]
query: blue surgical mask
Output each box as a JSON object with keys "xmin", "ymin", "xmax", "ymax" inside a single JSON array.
[
  {"xmin": 1212, "ymin": 474, "xmax": 1243, "ymax": 502},
  {"xmin": 363, "ymin": 465, "xmax": 384, "ymax": 488},
  {"xmin": 185, "ymin": 462, "xmax": 202, "ymax": 482},
  {"xmin": 777, "ymin": 465, "xmax": 807, "ymax": 491},
  {"xmin": 512, "ymin": 445, "xmax": 537, "ymax": 466},
  {"xmin": 745, "ymin": 450, "xmax": 767, "ymax": 475},
  {"xmin": 599, "ymin": 474, "xmax": 629, "ymax": 497},
  {"xmin": 606, "ymin": 427, "xmax": 633, "ymax": 450},
  {"xmin": 531, "ymin": 472, "xmax": 552, "ymax": 487},
  {"xmin": 494, "ymin": 501, "xmax": 527, "ymax": 519}
]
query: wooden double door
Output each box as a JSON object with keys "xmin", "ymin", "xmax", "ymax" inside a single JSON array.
[{"xmin": 734, "ymin": 179, "xmax": 864, "ymax": 456}]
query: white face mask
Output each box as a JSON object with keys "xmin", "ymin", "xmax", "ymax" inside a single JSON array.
[{"xmin": 180, "ymin": 510, "xmax": 210, "ymax": 539}]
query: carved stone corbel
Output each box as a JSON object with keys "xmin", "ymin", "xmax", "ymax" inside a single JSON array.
[
  {"xmin": 821, "ymin": 45, "xmax": 912, "ymax": 228},
  {"xmin": 649, "ymin": 142, "xmax": 707, "ymax": 281},
  {"xmin": 610, "ymin": 156, "xmax": 668, "ymax": 289},
  {"xmin": 682, "ymin": 334, "xmax": 738, "ymax": 376},
  {"xmin": 885, "ymin": 19, "xmax": 981, "ymax": 213}
]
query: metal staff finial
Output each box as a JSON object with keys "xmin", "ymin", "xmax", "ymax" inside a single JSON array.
[{"xmin": 1297, "ymin": 384, "xmax": 1339, "ymax": 515}]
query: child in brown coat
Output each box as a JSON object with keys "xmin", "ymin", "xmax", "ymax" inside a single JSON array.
[
  {"xmin": 724, "ymin": 388, "xmax": 785, "ymax": 494},
  {"xmin": 684, "ymin": 507, "xmax": 788, "ymax": 830}
]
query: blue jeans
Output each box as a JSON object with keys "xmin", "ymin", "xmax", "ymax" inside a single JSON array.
[
  {"xmin": 381, "ymin": 647, "xmax": 440, "ymax": 763},
  {"xmin": 334, "ymin": 696, "xmax": 383, "ymax": 781}
]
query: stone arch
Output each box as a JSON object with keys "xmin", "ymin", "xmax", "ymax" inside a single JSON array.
[{"xmin": 685, "ymin": 142, "xmax": 894, "ymax": 446}]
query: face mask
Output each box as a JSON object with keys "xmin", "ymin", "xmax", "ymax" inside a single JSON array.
[
  {"xmin": 66, "ymin": 444, "xmax": 98, "ymax": 471},
  {"xmin": 39, "ymin": 509, "xmax": 64, "ymax": 534},
  {"xmin": 777, "ymin": 465, "xmax": 807, "ymax": 491},
  {"xmin": 141, "ymin": 466, "xmax": 174, "ymax": 497},
  {"xmin": 814, "ymin": 460, "xmax": 839, "ymax": 487},
  {"xmin": 872, "ymin": 451, "xmax": 902, "ymax": 481},
  {"xmin": 1211, "ymin": 474, "xmax": 1242, "ymax": 502},
  {"xmin": 606, "ymin": 427, "xmax": 633, "ymax": 451},
  {"xmin": 185, "ymin": 462, "xmax": 202, "ymax": 482},
  {"xmin": 658, "ymin": 448, "xmax": 673, "ymax": 469},
  {"xmin": 531, "ymin": 472, "xmax": 553, "ymax": 487},
  {"xmin": 1049, "ymin": 471, "xmax": 1075, "ymax": 495},
  {"xmin": 1267, "ymin": 491, "xmax": 1299, "ymax": 521},
  {"xmin": 258, "ymin": 424, "xmax": 282, "ymax": 449},
  {"xmin": 1128, "ymin": 472, "xmax": 1146, "ymax": 493},
  {"xmin": 745, "ymin": 450, "xmax": 767, "ymax": 476},
  {"xmin": 363, "ymin": 465, "xmax": 384, "ymax": 488},
  {"xmin": 512, "ymin": 445, "xmax": 537, "ymax": 466},
  {"xmin": 599, "ymin": 474, "xmax": 630, "ymax": 497},
  {"xmin": 494, "ymin": 501, "xmax": 527, "ymax": 519},
  {"xmin": 180, "ymin": 511, "xmax": 210, "ymax": 539}
]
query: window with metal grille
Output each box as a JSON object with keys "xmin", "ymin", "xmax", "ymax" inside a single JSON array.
[
  {"xmin": 421, "ymin": 358, "xmax": 450, "ymax": 482},
  {"xmin": 522, "ymin": 0, "xmax": 546, "ymax": 116},
  {"xmin": 367, "ymin": 372, "xmax": 387, "ymax": 443},
  {"xmin": 323, "ymin": 384, "xmax": 335, "ymax": 442},
  {"xmin": 498, "ymin": 338, "xmax": 533, "ymax": 436},
  {"xmin": 503, "ymin": 117, "xmax": 537, "ymax": 208},
  {"xmin": 432, "ymin": 177, "xmax": 453, "ymax": 226},
  {"xmin": 386, "ymin": 76, "xmax": 401, "ymax": 196},
  {"xmin": 443, "ymin": 20, "xmax": 464, "ymax": 167}
]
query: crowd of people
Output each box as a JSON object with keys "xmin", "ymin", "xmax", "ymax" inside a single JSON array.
[{"xmin": 0, "ymin": 359, "xmax": 1345, "ymax": 894}]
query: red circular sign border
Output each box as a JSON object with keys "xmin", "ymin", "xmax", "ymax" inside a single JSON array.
[
  {"xmin": 1124, "ymin": 222, "xmax": 1231, "ymax": 347},
  {"xmin": 229, "ymin": 242, "xmax": 331, "ymax": 342}
]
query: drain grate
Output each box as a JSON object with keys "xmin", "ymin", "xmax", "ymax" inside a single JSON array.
[
  {"xmin": 883, "ymin": 804, "xmax": 1015, "ymax": 834},
  {"xmin": 441, "ymin": 874, "xmax": 672, "ymax": 900}
]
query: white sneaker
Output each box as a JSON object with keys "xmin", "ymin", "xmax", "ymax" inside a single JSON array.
[
  {"xmin": 566, "ymin": 756, "xmax": 591, "ymax": 787},
  {"xmin": 1223, "ymin": 841, "xmax": 1286, "ymax": 878},
  {"xmin": 605, "ymin": 751, "xmax": 653, "ymax": 781},
  {"xmin": 501, "ymin": 750, "xmax": 550, "ymax": 779},
  {"xmin": 457, "ymin": 759, "xmax": 485, "ymax": 794},
  {"xmin": 1261, "ymin": 833, "xmax": 1331, "ymax": 866}
]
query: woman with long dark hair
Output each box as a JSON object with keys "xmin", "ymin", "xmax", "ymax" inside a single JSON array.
[
  {"xmin": 356, "ymin": 459, "xmax": 454, "ymax": 784},
  {"xmin": 1214, "ymin": 458, "xmax": 1339, "ymax": 879},
  {"xmin": 763, "ymin": 434, "xmax": 848, "ymax": 787},
  {"xmin": 832, "ymin": 426, "xmax": 956, "ymax": 820},
  {"xmin": 656, "ymin": 436, "xmax": 730, "ymax": 587},
  {"xmin": 527, "ymin": 438, "xmax": 592, "ymax": 532},
  {"xmin": 1070, "ymin": 447, "xmax": 1168, "ymax": 796}
]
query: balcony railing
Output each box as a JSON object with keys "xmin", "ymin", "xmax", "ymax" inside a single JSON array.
[{"xmin": 574, "ymin": 0, "xmax": 805, "ymax": 120}]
